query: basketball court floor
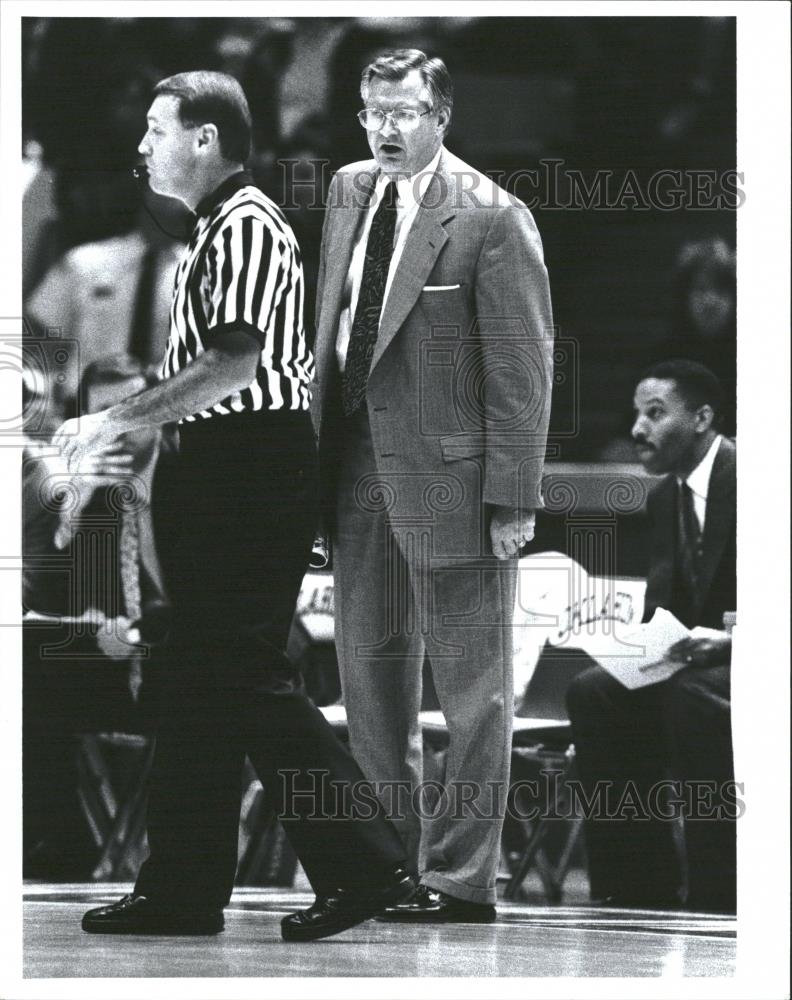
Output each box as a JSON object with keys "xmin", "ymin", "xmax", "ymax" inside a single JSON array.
[{"xmin": 23, "ymin": 882, "xmax": 736, "ymax": 979}]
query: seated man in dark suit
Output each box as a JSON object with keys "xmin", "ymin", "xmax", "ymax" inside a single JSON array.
[
  {"xmin": 23, "ymin": 353, "xmax": 174, "ymax": 876},
  {"xmin": 567, "ymin": 360, "xmax": 736, "ymax": 912}
]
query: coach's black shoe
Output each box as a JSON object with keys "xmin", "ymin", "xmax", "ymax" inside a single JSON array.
[
  {"xmin": 281, "ymin": 869, "xmax": 416, "ymax": 942},
  {"xmin": 376, "ymin": 884, "xmax": 497, "ymax": 923},
  {"xmin": 81, "ymin": 894, "xmax": 224, "ymax": 935}
]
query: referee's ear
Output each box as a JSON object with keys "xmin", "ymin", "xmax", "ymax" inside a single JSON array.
[{"xmin": 196, "ymin": 123, "xmax": 220, "ymax": 152}]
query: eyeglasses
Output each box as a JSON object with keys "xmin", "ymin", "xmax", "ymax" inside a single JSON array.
[{"xmin": 357, "ymin": 107, "xmax": 432, "ymax": 133}]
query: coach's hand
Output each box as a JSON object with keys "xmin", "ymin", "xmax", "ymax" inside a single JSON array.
[
  {"xmin": 667, "ymin": 632, "xmax": 732, "ymax": 669},
  {"xmin": 52, "ymin": 410, "xmax": 123, "ymax": 475},
  {"xmin": 490, "ymin": 506, "xmax": 536, "ymax": 560}
]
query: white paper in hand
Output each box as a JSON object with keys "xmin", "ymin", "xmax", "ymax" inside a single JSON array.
[{"xmin": 587, "ymin": 608, "xmax": 692, "ymax": 690}]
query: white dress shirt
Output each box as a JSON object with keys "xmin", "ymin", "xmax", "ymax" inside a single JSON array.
[
  {"xmin": 336, "ymin": 147, "xmax": 443, "ymax": 372},
  {"xmin": 679, "ymin": 434, "xmax": 722, "ymax": 532}
]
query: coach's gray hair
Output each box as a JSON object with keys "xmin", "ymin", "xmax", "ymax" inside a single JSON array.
[{"xmin": 360, "ymin": 49, "xmax": 453, "ymax": 128}]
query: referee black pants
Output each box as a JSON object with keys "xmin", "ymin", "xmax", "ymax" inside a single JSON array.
[{"xmin": 134, "ymin": 409, "xmax": 405, "ymax": 908}]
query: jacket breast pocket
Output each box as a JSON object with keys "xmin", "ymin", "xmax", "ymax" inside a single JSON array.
[
  {"xmin": 418, "ymin": 283, "xmax": 469, "ymax": 329},
  {"xmin": 440, "ymin": 436, "xmax": 486, "ymax": 464}
]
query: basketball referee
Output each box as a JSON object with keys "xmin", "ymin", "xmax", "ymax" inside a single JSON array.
[{"xmin": 53, "ymin": 71, "xmax": 414, "ymax": 942}]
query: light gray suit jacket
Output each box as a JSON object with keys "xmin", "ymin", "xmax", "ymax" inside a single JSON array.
[{"xmin": 312, "ymin": 147, "xmax": 554, "ymax": 557}]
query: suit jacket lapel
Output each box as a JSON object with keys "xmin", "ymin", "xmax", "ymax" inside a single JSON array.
[
  {"xmin": 315, "ymin": 169, "xmax": 376, "ymax": 387},
  {"xmin": 370, "ymin": 151, "xmax": 457, "ymax": 373},
  {"xmin": 645, "ymin": 476, "xmax": 678, "ymax": 620},
  {"xmin": 697, "ymin": 439, "xmax": 736, "ymax": 605}
]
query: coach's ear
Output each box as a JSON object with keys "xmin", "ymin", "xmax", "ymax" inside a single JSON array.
[{"xmin": 435, "ymin": 105, "xmax": 451, "ymax": 138}]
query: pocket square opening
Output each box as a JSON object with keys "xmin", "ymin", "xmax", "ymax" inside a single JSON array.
[{"xmin": 422, "ymin": 284, "xmax": 462, "ymax": 291}]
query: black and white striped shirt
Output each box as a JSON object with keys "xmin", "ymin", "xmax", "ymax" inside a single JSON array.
[{"xmin": 161, "ymin": 172, "xmax": 313, "ymax": 421}]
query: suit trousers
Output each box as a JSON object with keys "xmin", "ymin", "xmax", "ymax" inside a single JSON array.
[
  {"xmin": 333, "ymin": 406, "xmax": 516, "ymax": 905},
  {"xmin": 134, "ymin": 410, "xmax": 405, "ymax": 908},
  {"xmin": 566, "ymin": 662, "xmax": 736, "ymax": 911}
]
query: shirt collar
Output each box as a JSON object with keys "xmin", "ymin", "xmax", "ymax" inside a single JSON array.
[
  {"xmin": 680, "ymin": 434, "xmax": 722, "ymax": 501},
  {"xmin": 194, "ymin": 170, "xmax": 253, "ymax": 219},
  {"xmin": 374, "ymin": 146, "xmax": 443, "ymax": 211}
]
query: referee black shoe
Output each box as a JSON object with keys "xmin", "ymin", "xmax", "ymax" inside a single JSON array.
[
  {"xmin": 281, "ymin": 868, "xmax": 416, "ymax": 942},
  {"xmin": 81, "ymin": 894, "xmax": 224, "ymax": 935}
]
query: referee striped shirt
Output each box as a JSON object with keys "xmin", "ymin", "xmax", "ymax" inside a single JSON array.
[{"xmin": 161, "ymin": 171, "xmax": 314, "ymax": 421}]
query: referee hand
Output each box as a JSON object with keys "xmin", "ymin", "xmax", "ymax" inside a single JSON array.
[
  {"xmin": 52, "ymin": 411, "xmax": 122, "ymax": 475},
  {"xmin": 52, "ymin": 445, "xmax": 135, "ymax": 550}
]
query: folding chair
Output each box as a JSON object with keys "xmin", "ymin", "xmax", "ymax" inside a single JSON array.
[
  {"xmin": 76, "ymin": 730, "xmax": 155, "ymax": 881},
  {"xmin": 503, "ymin": 646, "xmax": 589, "ymax": 902},
  {"xmin": 23, "ymin": 614, "xmax": 155, "ymax": 882},
  {"xmin": 235, "ymin": 758, "xmax": 300, "ymax": 887}
]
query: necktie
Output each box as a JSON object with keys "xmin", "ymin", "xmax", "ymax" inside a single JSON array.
[
  {"xmin": 119, "ymin": 510, "xmax": 143, "ymax": 700},
  {"xmin": 129, "ymin": 245, "xmax": 158, "ymax": 364},
  {"xmin": 119, "ymin": 510, "xmax": 142, "ymax": 622},
  {"xmin": 342, "ymin": 181, "xmax": 398, "ymax": 416},
  {"xmin": 677, "ymin": 481, "xmax": 702, "ymax": 598}
]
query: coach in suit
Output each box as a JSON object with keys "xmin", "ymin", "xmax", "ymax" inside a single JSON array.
[
  {"xmin": 312, "ymin": 50, "xmax": 554, "ymax": 922},
  {"xmin": 567, "ymin": 360, "xmax": 737, "ymax": 913}
]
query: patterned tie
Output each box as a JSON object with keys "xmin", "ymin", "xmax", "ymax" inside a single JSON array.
[
  {"xmin": 677, "ymin": 480, "xmax": 702, "ymax": 599},
  {"xmin": 119, "ymin": 511, "xmax": 142, "ymax": 622},
  {"xmin": 119, "ymin": 510, "xmax": 143, "ymax": 700},
  {"xmin": 342, "ymin": 181, "xmax": 398, "ymax": 416}
]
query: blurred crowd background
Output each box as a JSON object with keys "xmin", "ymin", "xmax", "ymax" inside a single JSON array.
[{"xmin": 22, "ymin": 15, "xmax": 737, "ymax": 459}]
